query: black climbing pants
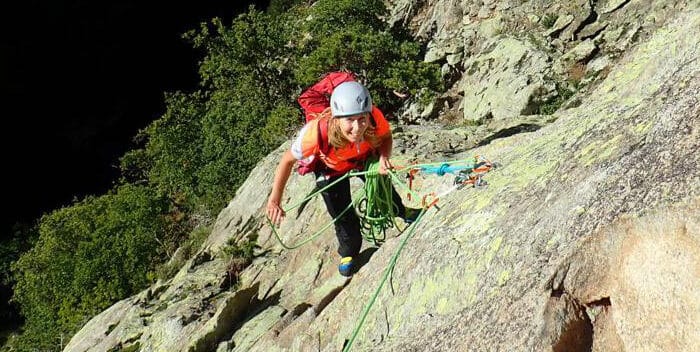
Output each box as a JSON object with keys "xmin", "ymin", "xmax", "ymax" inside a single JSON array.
[{"xmin": 316, "ymin": 173, "xmax": 406, "ymax": 258}]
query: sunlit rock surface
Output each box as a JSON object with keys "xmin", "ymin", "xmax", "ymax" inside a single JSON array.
[{"xmin": 66, "ymin": 2, "xmax": 699, "ymax": 351}]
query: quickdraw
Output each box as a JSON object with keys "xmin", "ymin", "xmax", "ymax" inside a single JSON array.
[
  {"xmin": 453, "ymin": 155, "xmax": 493, "ymax": 189},
  {"xmin": 405, "ymin": 155, "xmax": 494, "ymax": 204},
  {"xmin": 421, "ymin": 192, "xmax": 440, "ymax": 209}
]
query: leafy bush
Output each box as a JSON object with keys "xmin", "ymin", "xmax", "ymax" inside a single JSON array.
[
  {"xmin": 9, "ymin": 185, "xmax": 179, "ymax": 350},
  {"xmin": 537, "ymin": 83, "xmax": 575, "ymax": 115},
  {"xmin": 0, "ymin": 223, "xmax": 35, "ymax": 346},
  {"xmin": 267, "ymin": 0, "xmax": 305, "ymax": 15},
  {"xmin": 221, "ymin": 234, "xmax": 259, "ymax": 290},
  {"xmin": 123, "ymin": 91, "xmax": 206, "ymax": 208},
  {"xmin": 542, "ymin": 14, "xmax": 559, "ymax": 29},
  {"xmin": 304, "ymin": 0, "xmax": 386, "ymax": 35},
  {"xmin": 295, "ymin": 0, "xmax": 442, "ymax": 110}
]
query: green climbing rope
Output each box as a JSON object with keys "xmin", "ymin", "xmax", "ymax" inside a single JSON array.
[
  {"xmin": 357, "ymin": 158, "xmax": 400, "ymax": 245},
  {"xmin": 267, "ymin": 157, "xmax": 414, "ymax": 249},
  {"xmin": 266, "ymin": 171, "xmax": 363, "ymax": 249},
  {"xmin": 342, "ymin": 202, "xmax": 428, "ymax": 352}
]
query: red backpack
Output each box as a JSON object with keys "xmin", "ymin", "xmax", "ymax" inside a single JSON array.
[{"xmin": 296, "ymin": 71, "xmax": 357, "ymax": 175}]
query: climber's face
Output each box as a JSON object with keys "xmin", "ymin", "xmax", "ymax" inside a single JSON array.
[{"xmin": 339, "ymin": 112, "xmax": 369, "ymax": 143}]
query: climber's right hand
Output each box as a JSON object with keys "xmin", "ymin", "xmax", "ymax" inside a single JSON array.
[{"xmin": 266, "ymin": 199, "xmax": 286, "ymax": 227}]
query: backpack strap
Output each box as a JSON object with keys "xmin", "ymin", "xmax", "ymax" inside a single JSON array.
[
  {"xmin": 307, "ymin": 117, "xmax": 339, "ymax": 178},
  {"xmin": 317, "ymin": 117, "xmax": 331, "ymax": 155}
]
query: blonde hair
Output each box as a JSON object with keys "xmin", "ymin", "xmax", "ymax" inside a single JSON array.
[{"xmin": 312, "ymin": 107, "xmax": 381, "ymax": 149}]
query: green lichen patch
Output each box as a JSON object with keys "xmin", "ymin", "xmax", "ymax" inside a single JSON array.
[{"xmin": 577, "ymin": 135, "xmax": 623, "ymax": 166}]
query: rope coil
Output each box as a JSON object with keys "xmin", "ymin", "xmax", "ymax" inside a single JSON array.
[{"xmin": 357, "ymin": 158, "xmax": 400, "ymax": 245}]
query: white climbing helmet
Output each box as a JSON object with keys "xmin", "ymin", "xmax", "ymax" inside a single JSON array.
[{"xmin": 330, "ymin": 81, "xmax": 372, "ymax": 117}]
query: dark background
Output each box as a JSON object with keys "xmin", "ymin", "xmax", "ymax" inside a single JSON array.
[
  {"xmin": 0, "ymin": 0, "xmax": 269, "ymax": 333},
  {"xmin": 1, "ymin": 1, "xmax": 269, "ymax": 236}
]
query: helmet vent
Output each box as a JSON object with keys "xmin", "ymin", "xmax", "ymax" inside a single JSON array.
[
  {"xmin": 356, "ymin": 96, "xmax": 366, "ymax": 107},
  {"xmin": 330, "ymin": 81, "xmax": 373, "ymax": 117}
]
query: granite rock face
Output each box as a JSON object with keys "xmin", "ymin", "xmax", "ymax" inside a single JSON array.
[{"xmin": 65, "ymin": 2, "xmax": 699, "ymax": 352}]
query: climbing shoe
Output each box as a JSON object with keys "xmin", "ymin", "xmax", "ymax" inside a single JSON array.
[
  {"xmin": 401, "ymin": 207, "xmax": 422, "ymax": 224},
  {"xmin": 338, "ymin": 257, "xmax": 354, "ymax": 277}
]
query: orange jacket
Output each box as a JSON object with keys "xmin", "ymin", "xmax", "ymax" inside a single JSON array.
[{"xmin": 291, "ymin": 106, "xmax": 391, "ymax": 174}]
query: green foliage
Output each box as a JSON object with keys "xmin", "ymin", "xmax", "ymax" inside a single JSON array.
[
  {"xmin": 0, "ymin": 223, "xmax": 35, "ymax": 344},
  {"xmin": 381, "ymin": 58, "xmax": 443, "ymax": 107},
  {"xmin": 118, "ymin": 148, "xmax": 151, "ymax": 185},
  {"xmin": 9, "ymin": 185, "xmax": 178, "ymax": 350},
  {"xmin": 305, "ymin": 0, "xmax": 386, "ymax": 35},
  {"xmin": 537, "ymin": 83, "xmax": 575, "ymax": 115},
  {"xmin": 542, "ymin": 14, "xmax": 559, "ymax": 29},
  {"xmin": 221, "ymin": 234, "xmax": 259, "ymax": 290},
  {"xmin": 195, "ymin": 79, "xmax": 298, "ymax": 211},
  {"xmin": 189, "ymin": 10, "xmax": 297, "ymax": 101},
  {"xmin": 128, "ymin": 91, "xmax": 206, "ymax": 208},
  {"xmin": 222, "ymin": 235, "xmax": 258, "ymax": 262},
  {"xmin": 134, "ymin": 9, "xmax": 300, "ymax": 213},
  {"xmin": 267, "ymin": 0, "xmax": 305, "ymax": 16},
  {"xmin": 1, "ymin": 224, "xmax": 35, "ymax": 288},
  {"xmin": 295, "ymin": 0, "xmax": 442, "ymax": 110}
]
